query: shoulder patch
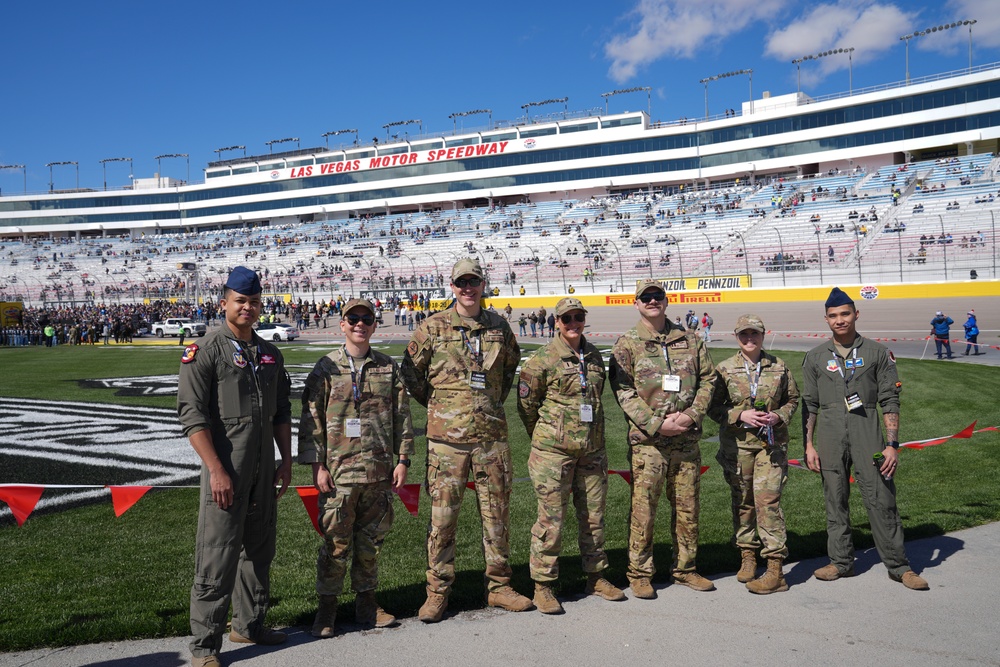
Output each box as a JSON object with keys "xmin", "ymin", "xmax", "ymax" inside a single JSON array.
[
  {"xmin": 518, "ymin": 380, "xmax": 531, "ymax": 398},
  {"xmin": 181, "ymin": 344, "xmax": 198, "ymax": 364},
  {"xmin": 887, "ymin": 349, "xmax": 896, "ymax": 363},
  {"xmin": 406, "ymin": 340, "xmax": 418, "ymax": 356}
]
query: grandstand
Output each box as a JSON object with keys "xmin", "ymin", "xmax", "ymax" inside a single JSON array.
[{"xmin": 3, "ymin": 63, "xmax": 1000, "ymax": 305}]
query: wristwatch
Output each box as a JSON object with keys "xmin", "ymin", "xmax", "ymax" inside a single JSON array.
[
  {"xmin": 886, "ymin": 441, "xmax": 900, "ymax": 450},
  {"xmin": 398, "ymin": 457, "xmax": 412, "ymax": 468}
]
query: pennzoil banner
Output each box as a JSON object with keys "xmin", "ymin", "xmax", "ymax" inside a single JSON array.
[
  {"xmin": 1, "ymin": 301, "xmax": 24, "ymax": 327},
  {"xmin": 634, "ymin": 275, "xmax": 752, "ymax": 291}
]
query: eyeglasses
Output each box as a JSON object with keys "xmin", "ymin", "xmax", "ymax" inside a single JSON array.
[
  {"xmin": 638, "ymin": 291, "xmax": 666, "ymax": 303},
  {"xmin": 453, "ymin": 277, "xmax": 483, "ymax": 288},
  {"xmin": 345, "ymin": 314, "xmax": 375, "ymax": 326},
  {"xmin": 559, "ymin": 313, "xmax": 586, "ymax": 324}
]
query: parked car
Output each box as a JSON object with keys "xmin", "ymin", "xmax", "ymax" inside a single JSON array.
[{"xmin": 256, "ymin": 322, "xmax": 299, "ymax": 341}]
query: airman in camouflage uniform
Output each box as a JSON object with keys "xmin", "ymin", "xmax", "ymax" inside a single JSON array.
[
  {"xmin": 609, "ymin": 280, "xmax": 717, "ymax": 598},
  {"xmin": 708, "ymin": 314, "xmax": 798, "ymax": 594},
  {"xmin": 517, "ymin": 297, "xmax": 625, "ymax": 614},
  {"xmin": 401, "ymin": 258, "xmax": 533, "ymax": 622},
  {"xmin": 299, "ymin": 298, "xmax": 413, "ymax": 637}
]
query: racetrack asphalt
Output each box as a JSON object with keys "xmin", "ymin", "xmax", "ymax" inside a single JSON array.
[{"xmin": 4, "ymin": 521, "xmax": 998, "ymax": 667}]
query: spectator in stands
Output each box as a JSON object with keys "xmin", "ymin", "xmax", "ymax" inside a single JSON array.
[
  {"xmin": 930, "ymin": 311, "xmax": 955, "ymax": 360},
  {"xmin": 828, "ymin": 246, "xmax": 835, "ymax": 263}
]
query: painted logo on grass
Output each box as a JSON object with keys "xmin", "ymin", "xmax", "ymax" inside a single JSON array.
[{"xmin": 77, "ymin": 370, "xmax": 311, "ymax": 397}]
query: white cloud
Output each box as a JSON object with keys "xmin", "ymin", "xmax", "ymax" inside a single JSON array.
[
  {"xmin": 604, "ymin": 0, "xmax": 789, "ymax": 83},
  {"xmin": 765, "ymin": 2, "xmax": 919, "ymax": 85}
]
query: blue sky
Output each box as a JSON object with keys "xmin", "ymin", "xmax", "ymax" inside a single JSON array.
[{"xmin": 1, "ymin": 0, "xmax": 997, "ymax": 194}]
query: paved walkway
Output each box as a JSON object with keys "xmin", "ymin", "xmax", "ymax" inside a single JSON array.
[{"xmin": 4, "ymin": 522, "xmax": 998, "ymax": 667}]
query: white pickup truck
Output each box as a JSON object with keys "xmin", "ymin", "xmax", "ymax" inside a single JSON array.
[{"xmin": 151, "ymin": 317, "xmax": 207, "ymax": 338}]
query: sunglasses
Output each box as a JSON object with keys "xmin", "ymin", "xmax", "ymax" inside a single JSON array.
[
  {"xmin": 638, "ymin": 291, "xmax": 666, "ymax": 303},
  {"xmin": 345, "ymin": 314, "xmax": 375, "ymax": 326},
  {"xmin": 559, "ymin": 313, "xmax": 586, "ymax": 324},
  {"xmin": 453, "ymin": 277, "xmax": 483, "ymax": 288}
]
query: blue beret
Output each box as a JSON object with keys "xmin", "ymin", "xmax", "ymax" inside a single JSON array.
[
  {"xmin": 225, "ymin": 266, "xmax": 262, "ymax": 295},
  {"xmin": 824, "ymin": 286, "xmax": 855, "ymax": 309}
]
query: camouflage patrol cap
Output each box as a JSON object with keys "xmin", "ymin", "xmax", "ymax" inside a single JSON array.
[
  {"xmin": 342, "ymin": 298, "xmax": 376, "ymax": 316},
  {"xmin": 555, "ymin": 297, "xmax": 587, "ymax": 317},
  {"xmin": 451, "ymin": 258, "xmax": 485, "ymax": 281},
  {"xmin": 734, "ymin": 313, "xmax": 765, "ymax": 334},
  {"xmin": 635, "ymin": 279, "xmax": 665, "ymax": 298}
]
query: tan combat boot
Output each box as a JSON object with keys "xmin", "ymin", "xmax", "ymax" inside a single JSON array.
[
  {"xmin": 629, "ymin": 577, "xmax": 656, "ymax": 599},
  {"xmin": 585, "ymin": 573, "xmax": 627, "ymax": 601},
  {"xmin": 747, "ymin": 558, "xmax": 789, "ymax": 594},
  {"xmin": 310, "ymin": 594, "xmax": 338, "ymax": 638},
  {"xmin": 737, "ymin": 549, "xmax": 758, "ymax": 583},
  {"xmin": 814, "ymin": 563, "xmax": 854, "ymax": 581},
  {"xmin": 672, "ymin": 571, "xmax": 716, "ymax": 591},
  {"xmin": 533, "ymin": 582, "xmax": 564, "ymax": 614},
  {"xmin": 487, "ymin": 585, "xmax": 535, "ymax": 611},
  {"xmin": 190, "ymin": 656, "xmax": 221, "ymax": 667},
  {"xmin": 418, "ymin": 589, "xmax": 448, "ymax": 623},
  {"xmin": 356, "ymin": 590, "xmax": 396, "ymax": 628}
]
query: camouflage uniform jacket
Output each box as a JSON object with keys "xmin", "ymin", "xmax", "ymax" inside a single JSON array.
[
  {"xmin": 609, "ymin": 318, "xmax": 716, "ymax": 446},
  {"xmin": 517, "ymin": 335, "xmax": 605, "ymax": 455},
  {"xmin": 708, "ymin": 351, "xmax": 799, "ymax": 450},
  {"xmin": 298, "ymin": 346, "xmax": 414, "ymax": 485},
  {"xmin": 401, "ymin": 306, "xmax": 519, "ymax": 444}
]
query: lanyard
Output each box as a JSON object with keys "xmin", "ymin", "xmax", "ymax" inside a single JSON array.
[
  {"xmin": 347, "ymin": 352, "xmax": 365, "ymax": 409},
  {"xmin": 742, "ymin": 357, "xmax": 762, "ymax": 401},
  {"xmin": 832, "ymin": 347, "xmax": 858, "ymax": 386},
  {"xmin": 460, "ymin": 328, "xmax": 483, "ymax": 367},
  {"xmin": 660, "ymin": 343, "xmax": 674, "ymax": 374},
  {"xmin": 577, "ymin": 347, "xmax": 589, "ymax": 399}
]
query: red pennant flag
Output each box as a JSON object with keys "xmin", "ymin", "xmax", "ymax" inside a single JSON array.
[
  {"xmin": 394, "ymin": 483, "xmax": 421, "ymax": 516},
  {"xmin": 953, "ymin": 421, "xmax": 977, "ymax": 439},
  {"xmin": 0, "ymin": 485, "xmax": 45, "ymax": 527},
  {"xmin": 609, "ymin": 469, "xmax": 632, "ymax": 484},
  {"xmin": 700, "ymin": 465, "xmax": 710, "ymax": 475},
  {"xmin": 108, "ymin": 486, "xmax": 152, "ymax": 517},
  {"xmin": 295, "ymin": 486, "xmax": 322, "ymax": 536},
  {"xmin": 466, "ymin": 481, "xmax": 476, "ymax": 490}
]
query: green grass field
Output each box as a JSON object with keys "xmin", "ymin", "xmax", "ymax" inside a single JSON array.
[{"xmin": 1, "ymin": 342, "xmax": 998, "ymax": 651}]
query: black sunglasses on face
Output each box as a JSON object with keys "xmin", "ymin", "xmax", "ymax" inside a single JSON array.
[
  {"xmin": 453, "ymin": 277, "xmax": 483, "ymax": 288},
  {"xmin": 345, "ymin": 314, "xmax": 375, "ymax": 326},
  {"xmin": 638, "ymin": 291, "xmax": 666, "ymax": 303},
  {"xmin": 559, "ymin": 313, "xmax": 586, "ymax": 324}
]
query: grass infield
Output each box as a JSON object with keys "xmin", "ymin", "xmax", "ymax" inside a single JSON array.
[{"xmin": 1, "ymin": 342, "xmax": 998, "ymax": 651}]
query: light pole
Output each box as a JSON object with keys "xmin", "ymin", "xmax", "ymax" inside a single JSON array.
[
  {"xmin": 600, "ymin": 86, "xmax": 652, "ymax": 117},
  {"xmin": 422, "ymin": 253, "xmax": 441, "ymax": 287},
  {"xmin": 525, "ymin": 245, "xmax": 543, "ymax": 295},
  {"xmin": 214, "ymin": 145, "xmax": 246, "ymax": 161},
  {"xmin": 382, "ymin": 119, "xmax": 422, "ymax": 142},
  {"xmin": 900, "ymin": 20, "xmax": 976, "ymax": 84},
  {"xmin": 667, "ymin": 235, "xmax": 685, "ymax": 279},
  {"xmin": 520, "ymin": 97, "xmax": 568, "ymax": 122},
  {"xmin": 814, "ymin": 226, "xmax": 825, "ymax": 283},
  {"xmin": 699, "ymin": 69, "xmax": 752, "ymax": 118},
  {"xmin": 0, "ymin": 164, "xmax": 27, "ymax": 193},
  {"xmin": 99, "ymin": 157, "xmax": 133, "ymax": 191},
  {"xmin": 853, "ymin": 226, "xmax": 863, "ymax": 283},
  {"xmin": 154, "ymin": 153, "xmax": 190, "ymax": 185},
  {"xmin": 46, "ymin": 161, "xmax": 78, "ymax": 192},
  {"xmin": 604, "ymin": 239, "xmax": 627, "ymax": 293},
  {"xmin": 493, "ymin": 247, "xmax": 513, "ymax": 289},
  {"xmin": 938, "ymin": 214, "xmax": 949, "ymax": 280},
  {"xmin": 265, "ymin": 137, "xmax": 299, "ymax": 154},
  {"xmin": 398, "ymin": 252, "xmax": 418, "ymax": 287},
  {"xmin": 793, "ymin": 47, "xmax": 855, "ymax": 95},
  {"xmin": 448, "ymin": 109, "xmax": 492, "ymax": 133},
  {"xmin": 733, "ymin": 231, "xmax": 750, "ymax": 278},
  {"xmin": 321, "ymin": 129, "xmax": 359, "ymax": 148},
  {"xmin": 700, "ymin": 232, "xmax": 716, "ymax": 277},
  {"xmin": 772, "ymin": 228, "xmax": 787, "ymax": 286}
]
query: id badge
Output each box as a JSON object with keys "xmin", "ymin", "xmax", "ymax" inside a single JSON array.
[
  {"xmin": 662, "ymin": 375, "xmax": 681, "ymax": 392},
  {"xmin": 579, "ymin": 404, "xmax": 594, "ymax": 423},
  {"xmin": 844, "ymin": 392, "xmax": 864, "ymax": 412},
  {"xmin": 469, "ymin": 371, "xmax": 487, "ymax": 391},
  {"xmin": 345, "ymin": 418, "xmax": 362, "ymax": 438}
]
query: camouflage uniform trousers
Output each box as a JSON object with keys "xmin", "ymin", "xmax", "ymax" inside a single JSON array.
[
  {"xmin": 425, "ymin": 438, "xmax": 513, "ymax": 594},
  {"xmin": 715, "ymin": 443, "xmax": 789, "ymax": 559},
  {"xmin": 627, "ymin": 439, "xmax": 701, "ymax": 580},
  {"xmin": 316, "ymin": 481, "xmax": 394, "ymax": 596},
  {"xmin": 528, "ymin": 447, "xmax": 610, "ymax": 582}
]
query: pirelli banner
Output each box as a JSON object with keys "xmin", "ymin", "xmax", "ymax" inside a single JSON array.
[{"xmin": 636, "ymin": 275, "xmax": 752, "ymax": 292}]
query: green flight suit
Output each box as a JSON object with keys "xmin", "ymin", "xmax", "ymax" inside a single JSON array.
[
  {"xmin": 801, "ymin": 335, "xmax": 909, "ymax": 577},
  {"xmin": 177, "ymin": 326, "xmax": 292, "ymax": 658}
]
